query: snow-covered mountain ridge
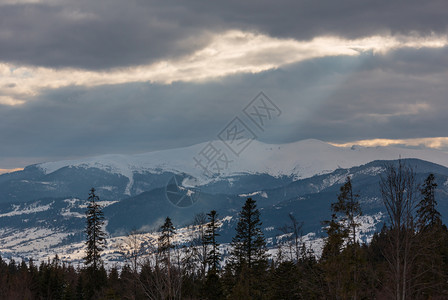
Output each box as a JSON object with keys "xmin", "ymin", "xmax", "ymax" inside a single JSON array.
[
  {"xmin": 2, "ymin": 139, "xmax": 447, "ymax": 205},
  {"xmin": 37, "ymin": 139, "xmax": 448, "ymax": 182}
]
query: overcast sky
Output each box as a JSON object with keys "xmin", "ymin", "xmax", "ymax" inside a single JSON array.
[{"xmin": 1, "ymin": 0, "xmax": 448, "ymax": 171}]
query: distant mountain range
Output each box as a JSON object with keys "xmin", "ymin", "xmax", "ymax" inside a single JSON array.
[
  {"xmin": 1, "ymin": 139, "xmax": 448, "ymax": 263},
  {"xmin": 2, "ymin": 139, "xmax": 448, "ymax": 203}
]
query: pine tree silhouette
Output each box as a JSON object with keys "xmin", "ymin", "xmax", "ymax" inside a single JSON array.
[
  {"xmin": 417, "ymin": 173, "xmax": 441, "ymax": 231},
  {"xmin": 230, "ymin": 198, "xmax": 268, "ymax": 269},
  {"xmin": 84, "ymin": 188, "xmax": 106, "ymax": 271},
  {"xmin": 205, "ymin": 210, "xmax": 221, "ymax": 272}
]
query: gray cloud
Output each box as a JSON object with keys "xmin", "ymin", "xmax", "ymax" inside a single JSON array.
[
  {"xmin": 0, "ymin": 0, "xmax": 213, "ymax": 69},
  {"xmin": 185, "ymin": 0, "xmax": 448, "ymax": 39},
  {"xmin": 0, "ymin": 0, "xmax": 447, "ymax": 70},
  {"xmin": 1, "ymin": 45, "xmax": 448, "ymax": 168}
]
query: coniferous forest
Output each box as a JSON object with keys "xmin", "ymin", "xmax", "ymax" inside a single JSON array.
[{"xmin": 1, "ymin": 161, "xmax": 448, "ymax": 299}]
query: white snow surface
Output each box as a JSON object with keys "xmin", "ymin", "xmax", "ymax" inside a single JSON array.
[
  {"xmin": 0, "ymin": 202, "xmax": 54, "ymax": 218},
  {"xmin": 0, "ymin": 211, "xmax": 383, "ymax": 266},
  {"xmin": 37, "ymin": 139, "xmax": 448, "ymax": 186},
  {"xmin": 239, "ymin": 191, "xmax": 268, "ymax": 198}
]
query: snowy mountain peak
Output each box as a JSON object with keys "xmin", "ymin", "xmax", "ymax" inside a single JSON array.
[{"xmin": 36, "ymin": 139, "xmax": 448, "ymax": 185}]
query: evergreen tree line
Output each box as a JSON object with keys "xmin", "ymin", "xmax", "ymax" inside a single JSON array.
[{"xmin": 1, "ymin": 161, "xmax": 448, "ymax": 299}]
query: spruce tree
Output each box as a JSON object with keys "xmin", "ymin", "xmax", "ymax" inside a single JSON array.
[
  {"xmin": 415, "ymin": 173, "xmax": 447, "ymax": 296},
  {"xmin": 84, "ymin": 188, "xmax": 106, "ymax": 271},
  {"xmin": 227, "ymin": 198, "xmax": 269, "ymax": 298},
  {"xmin": 417, "ymin": 173, "xmax": 441, "ymax": 231},
  {"xmin": 157, "ymin": 217, "xmax": 178, "ymax": 299},
  {"xmin": 322, "ymin": 177, "xmax": 361, "ymax": 260},
  {"xmin": 321, "ymin": 213, "xmax": 348, "ymax": 260},
  {"xmin": 205, "ymin": 210, "xmax": 221, "ymax": 272},
  {"xmin": 230, "ymin": 198, "xmax": 268, "ymax": 273},
  {"xmin": 83, "ymin": 188, "xmax": 107, "ymax": 298},
  {"xmin": 332, "ymin": 176, "xmax": 362, "ymax": 245},
  {"xmin": 158, "ymin": 216, "xmax": 176, "ymax": 266},
  {"xmin": 322, "ymin": 177, "xmax": 362, "ymax": 299}
]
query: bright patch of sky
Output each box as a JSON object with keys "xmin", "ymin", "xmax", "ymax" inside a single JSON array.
[{"xmin": 1, "ymin": 31, "xmax": 446, "ymax": 106}]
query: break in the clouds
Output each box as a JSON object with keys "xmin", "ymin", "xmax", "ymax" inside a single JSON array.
[
  {"xmin": 1, "ymin": 0, "xmax": 448, "ymax": 70},
  {"xmin": 2, "ymin": 31, "xmax": 446, "ymax": 106},
  {"xmin": 0, "ymin": 0, "xmax": 447, "ymax": 169}
]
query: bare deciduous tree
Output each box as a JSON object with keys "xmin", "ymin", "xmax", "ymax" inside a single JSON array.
[
  {"xmin": 191, "ymin": 212, "xmax": 208, "ymax": 280},
  {"xmin": 278, "ymin": 213, "xmax": 303, "ymax": 263},
  {"xmin": 380, "ymin": 159, "xmax": 419, "ymax": 300},
  {"xmin": 119, "ymin": 228, "xmax": 147, "ymax": 273}
]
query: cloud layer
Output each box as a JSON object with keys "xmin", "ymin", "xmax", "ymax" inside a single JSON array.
[
  {"xmin": 0, "ymin": 0, "xmax": 447, "ymax": 169},
  {"xmin": 2, "ymin": 31, "xmax": 446, "ymax": 106},
  {"xmin": 1, "ymin": 0, "xmax": 447, "ymax": 70}
]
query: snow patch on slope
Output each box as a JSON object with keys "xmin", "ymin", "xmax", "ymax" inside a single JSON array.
[
  {"xmin": 0, "ymin": 202, "xmax": 54, "ymax": 218},
  {"xmin": 239, "ymin": 191, "xmax": 268, "ymax": 198}
]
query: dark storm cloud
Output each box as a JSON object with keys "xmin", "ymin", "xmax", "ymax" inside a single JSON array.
[
  {"xmin": 0, "ymin": 0, "xmax": 214, "ymax": 69},
  {"xmin": 0, "ymin": 0, "xmax": 447, "ymax": 70},
  {"xmin": 185, "ymin": 0, "xmax": 448, "ymax": 39},
  {"xmin": 1, "ymin": 45, "xmax": 448, "ymax": 168}
]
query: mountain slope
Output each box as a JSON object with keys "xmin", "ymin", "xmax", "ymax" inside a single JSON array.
[
  {"xmin": 2, "ymin": 139, "xmax": 448, "ymax": 204},
  {"xmin": 1, "ymin": 158, "xmax": 448, "ymax": 264}
]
